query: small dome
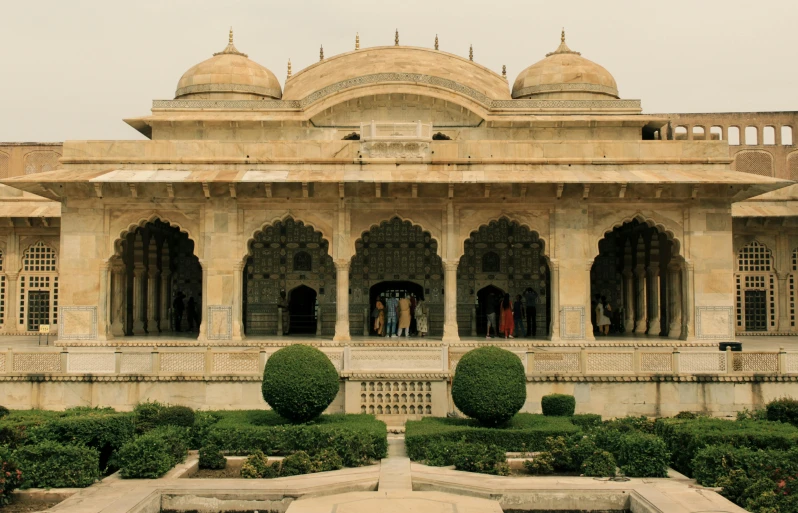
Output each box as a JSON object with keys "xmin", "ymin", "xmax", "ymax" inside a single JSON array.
[
  {"xmin": 512, "ymin": 31, "xmax": 618, "ymax": 100},
  {"xmin": 175, "ymin": 29, "xmax": 281, "ymax": 100}
]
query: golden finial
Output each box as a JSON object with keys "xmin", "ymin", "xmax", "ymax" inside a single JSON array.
[
  {"xmin": 395, "ymin": 29, "xmax": 399, "ymax": 46},
  {"xmin": 434, "ymin": 34, "xmax": 439, "ymax": 50},
  {"xmin": 320, "ymin": 45, "xmax": 324, "ymax": 61},
  {"xmin": 355, "ymin": 32, "xmax": 360, "ymax": 50},
  {"xmin": 229, "ymin": 27, "xmax": 234, "ymax": 45},
  {"xmin": 546, "ymin": 28, "xmax": 579, "ymax": 57},
  {"xmin": 502, "ymin": 65, "xmax": 507, "ymax": 80},
  {"xmin": 287, "ymin": 59, "xmax": 292, "ymax": 79},
  {"xmin": 214, "ymin": 27, "xmax": 247, "ymax": 57},
  {"xmin": 469, "ymin": 44, "xmax": 473, "ymax": 61},
  {"xmin": 561, "ymin": 27, "xmax": 565, "ymax": 43}
]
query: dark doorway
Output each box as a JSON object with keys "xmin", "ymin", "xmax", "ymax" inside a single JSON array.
[
  {"xmin": 288, "ymin": 285, "xmax": 317, "ymax": 335},
  {"xmin": 369, "ymin": 281, "xmax": 425, "ymax": 336},
  {"xmin": 476, "ymin": 285, "xmax": 504, "ymax": 336},
  {"xmin": 744, "ymin": 290, "xmax": 767, "ymax": 331},
  {"xmin": 27, "ymin": 291, "xmax": 51, "ymax": 331}
]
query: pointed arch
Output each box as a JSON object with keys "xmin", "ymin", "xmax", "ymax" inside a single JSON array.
[
  {"xmin": 110, "ymin": 211, "xmax": 199, "ymax": 261},
  {"xmin": 351, "ymin": 213, "xmax": 442, "ymax": 258},
  {"xmin": 458, "ymin": 214, "xmax": 548, "ymax": 257},
  {"xmin": 593, "ymin": 212, "xmax": 681, "ymax": 259},
  {"xmin": 244, "ymin": 214, "xmax": 332, "ymax": 264}
]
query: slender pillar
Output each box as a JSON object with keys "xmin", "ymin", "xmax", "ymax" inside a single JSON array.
[
  {"xmin": 442, "ymin": 260, "xmax": 459, "ymax": 342},
  {"xmin": 146, "ymin": 239, "xmax": 160, "ymax": 333},
  {"xmin": 333, "ymin": 259, "xmax": 350, "ymax": 342},
  {"xmin": 160, "ymin": 241, "xmax": 171, "ymax": 332},
  {"xmin": 232, "ymin": 262, "xmax": 244, "ymax": 340},
  {"xmin": 623, "ymin": 269, "xmax": 634, "ymax": 333},
  {"xmin": 647, "ymin": 266, "xmax": 660, "ymax": 335},
  {"xmin": 98, "ymin": 261, "xmax": 110, "ymax": 340},
  {"xmin": 5, "ymin": 273, "xmax": 19, "ymax": 334},
  {"xmin": 777, "ymin": 272, "xmax": 789, "ymax": 332},
  {"xmin": 668, "ymin": 262, "xmax": 682, "ymax": 338},
  {"xmin": 132, "ymin": 265, "xmax": 146, "ymax": 334},
  {"xmin": 681, "ymin": 261, "xmax": 695, "ymax": 340},
  {"xmin": 549, "ymin": 260, "xmax": 560, "ymax": 341},
  {"xmin": 634, "ymin": 265, "xmax": 648, "ymax": 334},
  {"xmin": 111, "ymin": 259, "xmax": 126, "ymax": 337},
  {"xmin": 196, "ymin": 259, "xmax": 208, "ymax": 341}
]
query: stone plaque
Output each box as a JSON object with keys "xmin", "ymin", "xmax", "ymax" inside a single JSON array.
[
  {"xmin": 207, "ymin": 305, "xmax": 232, "ymax": 340},
  {"xmin": 696, "ymin": 306, "xmax": 733, "ymax": 340},
  {"xmin": 58, "ymin": 306, "xmax": 97, "ymax": 340},
  {"xmin": 68, "ymin": 352, "xmax": 115, "ymax": 374},
  {"xmin": 560, "ymin": 306, "xmax": 585, "ymax": 339}
]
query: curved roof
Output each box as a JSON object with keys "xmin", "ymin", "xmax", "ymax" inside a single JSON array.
[
  {"xmin": 175, "ymin": 31, "xmax": 282, "ymax": 100},
  {"xmin": 512, "ymin": 33, "xmax": 618, "ymax": 100},
  {"xmin": 282, "ymin": 46, "xmax": 511, "ymax": 105}
]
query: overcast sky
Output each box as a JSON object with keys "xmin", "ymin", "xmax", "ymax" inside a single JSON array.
[{"xmin": 1, "ymin": 0, "xmax": 795, "ymax": 142}]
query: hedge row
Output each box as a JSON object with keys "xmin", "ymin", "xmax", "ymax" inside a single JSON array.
[
  {"xmin": 405, "ymin": 414, "xmax": 579, "ymax": 459},
  {"xmin": 12, "ymin": 441, "xmax": 99, "ymax": 488},
  {"xmin": 691, "ymin": 444, "xmax": 798, "ymax": 487},
  {"xmin": 116, "ymin": 426, "xmax": 189, "ymax": 479},
  {"xmin": 655, "ymin": 417, "xmax": 798, "ymax": 476}
]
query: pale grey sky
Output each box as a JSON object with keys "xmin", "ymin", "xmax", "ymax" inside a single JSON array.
[{"xmin": 1, "ymin": 0, "xmax": 795, "ymax": 141}]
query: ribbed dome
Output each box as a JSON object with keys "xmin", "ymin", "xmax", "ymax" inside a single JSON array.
[
  {"xmin": 175, "ymin": 30, "xmax": 282, "ymax": 100},
  {"xmin": 512, "ymin": 32, "xmax": 618, "ymax": 100}
]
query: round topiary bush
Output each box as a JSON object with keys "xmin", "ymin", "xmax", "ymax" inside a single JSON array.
[
  {"xmin": 261, "ymin": 344, "xmax": 340, "ymax": 423},
  {"xmin": 581, "ymin": 450, "xmax": 617, "ymax": 477},
  {"xmin": 156, "ymin": 405, "xmax": 195, "ymax": 428},
  {"xmin": 198, "ymin": 444, "xmax": 226, "ymax": 470},
  {"xmin": 541, "ymin": 394, "xmax": 576, "ymax": 416},
  {"xmin": 451, "ymin": 346, "xmax": 526, "ymax": 426}
]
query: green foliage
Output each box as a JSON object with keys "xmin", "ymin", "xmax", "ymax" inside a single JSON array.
[
  {"xmin": 240, "ymin": 450, "xmax": 278, "ymax": 479},
  {"xmin": 405, "ymin": 414, "xmax": 579, "ymax": 460},
  {"xmin": 766, "ymin": 397, "xmax": 798, "ymax": 427},
  {"xmin": 132, "ymin": 401, "xmax": 164, "ymax": 433},
  {"xmin": 204, "ymin": 412, "xmax": 387, "ymax": 467},
  {"xmin": 655, "ymin": 417, "xmax": 798, "ymax": 476},
  {"xmin": 0, "ymin": 446, "xmax": 23, "ymax": 506},
  {"xmin": 150, "ymin": 426, "xmax": 189, "ymax": 465},
  {"xmin": 198, "ymin": 444, "xmax": 226, "ymax": 470},
  {"xmin": 524, "ymin": 452, "xmax": 554, "ymax": 475},
  {"xmin": 12, "ymin": 441, "xmax": 99, "ymax": 488},
  {"xmin": 691, "ymin": 444, "xmax": 798, "ymax": 488},
  {"xmin": 617, "ymin": 433, "xmax": 669, "ymax": 478},
  {"xmin": 543, "ymin": 436, "xmax": 572, "ymax": 472},
  {"xmin": 736, "ymin": 408, "xmax": 768, "ymax": 421},
  {"xmin": 451, "ymin": 347, "xmax": 526, "ymax": 426},
  {"xmin": 673, "ymin": 411, "xmax": 698, "ymax": 419},
  {"xmin": 0, "ymin": 406, "xmax": 9, "ymax": 419},
  {"xmin": 415, "ymin": 438, "xmax": 509, "ymax": 475},
  {"xmin": 541, "ymin": 394, "xmax": 575, "ymax": 417},
  {"xmin": 570, "ymin": 414, "xmax": 602, "ymax": 430},
  {"xmin": 280, "ymin": 451, "xmax": 313, "ymax": 477},
  {"xmin": 581, "ymin": 450, "xmax": 617, "ymax": 477},
  {"xmin": 190, "ymin": 411, "xmax": 220, "ymax": 450},
  {"xmin": 156, "ymin": 405, "xmax": 195, "ymax": 428},
  {"xmin": 717, "ymin": 466, "xmax": 798, "ymax": 513},
  {"xmin": 116, "ymin": 428, "xmax": 188, "ymax": 479},
  {"xmin": 310, "ymin": 448, "xmax": 343, "ymax": 473},
  {"xmin": 261, "ymin": 345, "xmax": 340, "ymax": 423}
]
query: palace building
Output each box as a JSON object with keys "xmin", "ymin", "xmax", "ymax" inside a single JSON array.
[{"xmin": 1, "ymin": 30, "xmax": 797, "ymax": 415}]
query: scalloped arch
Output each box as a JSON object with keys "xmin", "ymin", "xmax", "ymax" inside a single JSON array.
[
  {"xmin": 111, "ymin": 213, "xmax": 197, "ymax": 260},
  {"xmin": 594, "ymin": 213, "xmax": 681, "ymax": 259},
  {"xmin": 460, "ymin": 215, "xmax": 548, "ymax": 257},
  {"xmin": 352, "ymin": 215, "xmax": 441, "ymax": 258},
  {"xmin": 244, "ymin": 214, "xmax": 332, "ymax": 263}
]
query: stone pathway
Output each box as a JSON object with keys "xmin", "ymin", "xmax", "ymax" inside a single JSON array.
[{"xmin": 377, "ymin": 435, "xmax": 411, "ymax": 491}]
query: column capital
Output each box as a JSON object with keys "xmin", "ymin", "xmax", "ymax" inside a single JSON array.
[
  {"xmin": 442, "ymin": 260, "xmax": 459, "ymax": 272},
  {"xmin": 234, "ymin": 261, "xmax": 245, "ymax": 272},
  {"xmin": 647, "ymin": 265, "xmax": 660, "ymax": 276},
  {"xmin": 334, "ymin": 259, "xmax": 350, "ymax": 271},
  {"xmin": 667, "ymin": 261, "xmax": 682, "ymax": 273},
  {"xmin": 6, "ymin": 272, "xmax": 19, "ymax": 280}
]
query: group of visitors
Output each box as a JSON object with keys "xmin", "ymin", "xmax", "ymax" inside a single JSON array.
[
  {"xmin": 592, "ymin": 294, "xmax": 615, "ymax": 335},
  {"xmin": 485, "ymin": 287, "xmax": 539, "ymax": 339},
  {"xmin": 372, "ymin": 292, "xmax": 428, "ymax": 338},
  {"xmin": 172, "ymin": 290, "xmax": 198, "ymax": 332}
]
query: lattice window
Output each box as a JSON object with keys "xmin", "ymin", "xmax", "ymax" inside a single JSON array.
[
  {"xmin": 736, "ymin": 242, "xmax": 776, "ymax": 332},
  {"xmin": 481, "ymin": 251, "xmax": 500, "ymax": 273},
  {"xmin": 0, "ymin": 152, "xmax": 8, "ymax": 179},
  {"xmin": 293, "ymin": 251, "xmax": 312, "ymax": 272},
  {"xmin": 789, "ymin": 154, "xmax": 798, "ymax": 181},
  {"xmin": 23, "ymin": 242, "xmax": 57, "ymax": 272},
  {"xmin": 0, "ymin": 275, "xmax": 5, "ymax": 326},
  {"xmin": 738, "ymin": 241, "xmax": 773, "ymax": 272},
  {"xmin": 23, "ymin": 151, "xmax": 60, "ymax": 175},
  {"xmin": 19, "ymin": 242, "xmax": 58, "ymax": 331},
  {"xmin": 0, "ymin": 249, "xmax": 4, "ymax": 271},
  {"xmin": 359, "ymin": 381, "xmax": 432, "ymax": 416},
  {"xmin": 733, "ymin": 150, "xmax": 773, "ymax": 177}
]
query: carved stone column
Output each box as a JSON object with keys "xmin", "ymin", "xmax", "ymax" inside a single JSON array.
[
  {"xmin": 549, "ymin": 259, "xmax": 560, "ymax": 341},
  {"xmin": 196, "ymin": 259, "xmax": 208, "ymax": 342},
  {"xmin": 442, "ymin": 260, "xmax": 459, "ymax": 342},
  {"xmin": 634, "ymin": 265, "xmax": 648, "ymax": 334},
  {"xmin": 647, "ymin": 266, "xmax": 660, "ymax": 335},
  {"xmin": 681, "ymin": 261, "xmax": 695, "ymax": 340},
  {"xmin": 232, "ymin": 262, "xmax": 245, "ymax": 340},
  {"xmin": 160, "ymin": 241, "xmax": 171, "ymax": 332},
  {"xmin": 333, "ymin": 259, "xmax": 350, "ymax": 342},
  {"xmin": 146, "ymin": 265, "xmax": 160, "ymax": 333},
  {"xmin": 777, "ymin": 272, "xmax": 789, "ymax": 332},
  {"xmin": 110, "ymin": 259, "xmax": 126, "ymax": 337},
  {"xmin": 5, "ymin": 273, "xmax": 19, "ymax": 334},
  {"xmin": 623, "ymin": 269, "xmax": 635, "ymax": 333},
  {"xmin": 668, "ymin": 262, "xmax": 682, "ymax": 338},
  {"xmin": 132, "ymin": 265, "xmax": 146, "ymax": 334}
]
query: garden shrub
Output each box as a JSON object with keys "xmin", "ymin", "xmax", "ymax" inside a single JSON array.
[
  {"xmin": 543, "ymin": 436, "xmax": 572, "ymax": 472},
  {"xmin": 406, "ymin": 414, "xmax": 579, "ymax": 459},
  {"xmin": 541, "ymin": 394, "xmax": 575, "ymax": 417},
  {"xmin": 603, "ymin": 416, "xmax": 656, "ymax": 434},
  {"xmin": 655, "ymin": 417, "xmax": 798, "ymax": 476},
  {"xmin": 116, "ymin": 428, "xmax": 187, "ymax": 479},
  {"xmin": 149, "ymin": 426, "xmax": 189, "ymax": 466},
  {"xmin": 240, "ymin": 450, "xmax": 278, "ymax": 479},
  {"xmin": 765, "ymin": 397, "xmax": 798, "ymax": 427},
  {"xmin": 0, "ymin": 446, "xmax": 23, "ymax": 506},
  {"xmin": 416, "ymin": 438, "xmax": 508, "ymax": 475},
  {"xmin": 190, "ymin": 411, "xmax": 220, "ymax": 450},
  {"xmin": 451, "ymin": 347, "xmax": 526, "ymax": 426},
  {"xmin": 261, "ymin": 344, "xmax": 340, "ymax": 423},
  {"xmin": 536, "ymin": 435, "xmax": 598, "ymax": 473},
  {"xmin": 691, "ymin": 444, "xmax": 798, "ymax": 488},
  {"xmin": 582, "ymin": 450, "xmax": 617, "ymax": 477},
  {"xmin": 198, "ymin": 444, "xmax": 226, "ymax": 470},
  {"xmin": 673, "ymin": 411, "xmax": 698, "ymax": 419},
  {"xmin": 133, "ymin": 401, "xmax": 164, "ymax": 433},
  {"xmin": 280, "ymin": 451, "xmax": 314, "ymax": 477},
  {"xmin": 524, "ymin": 452, "xmax": 554, "ymax": 475},
  {"xmin": 311, "ymin": 448, "xmax": 343, "ymax": 472},
  {"xmin": 156, "ymin": 405, "xmax": 195, "ymax": 428},
  {"xmin": 0, "ymin": 406, "xmax": 9, "ymax": 419},
  {"xmin": 570, "ymin": 414, "xmax": 602, "ymax": 430},
  {"xmin": 617, "ymin": 433, "xmax": 669, "ymax": 478},
  {"xmin": 12, "ymin": 441, "xmax": 99, "ymax": 488}
]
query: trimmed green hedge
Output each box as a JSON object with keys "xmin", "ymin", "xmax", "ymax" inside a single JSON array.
[
  {"xmin": 116, "ymin": 427, "xmax": 188, "ymax": 479},
  {"xmin": 691, "ymin": 444, "xmax": 798, "ymax": 487},
  {"xmin": 655, "ymin": 417, "xmax": 798, "ymax": 476},
  {"xmin": 12, "ymin": 441, "xmax": 99, "ymax": 488},
  {"xmin": 199, "ymin": 443, "xmax": 226, "ymax": 470},
  {"xmin": 0, "ymin": 446, "xmax": 22, "ymax": 506},
  {"xmin": 406, "ymin": 414, "xmax": 580, "ymax": 459},
  {"xmin": 541, "ymin": 394, "xmax": 575, "ymax": 417},
  {"xmin": 616, "ymin": 433, "xmax": 669, "ymax": 478},
  {"xmin": 570, "ymin": 414, "xmax": 602, "ymax": 429},
  {"xmin": 765, "ymin": 397, "xmax": 798, "ymax": 427},
  {"xmin": 204, "ymin": 412, "xmax": 387, "ymax": 467}
]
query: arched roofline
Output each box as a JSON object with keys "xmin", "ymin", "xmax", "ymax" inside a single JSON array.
[
  {"xmin": 594, "ymin": 213, "xmax": 682, "ymax": 258},
  {"xmin": 244, "ymin": 214, "xmax": 332, "ymax": 264},
  {"xmin": 111, "ymin": 213, "xmax": 198, "ymax": 261},
  {"xmin": 352, "ymin": 215, "xmax": 442, "ymax": 259},
  {"xmin": 459, "ymin": 215, "xmax": 548, "ymax": 259}
]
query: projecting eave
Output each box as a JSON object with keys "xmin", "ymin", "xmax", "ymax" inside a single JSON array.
[{"xmin": 123, "ymin": 118, "xmax": 152, "ymax": 139}]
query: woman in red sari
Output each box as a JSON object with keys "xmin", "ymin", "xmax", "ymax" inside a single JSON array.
[{"xmin": 500, "ymin": 293, "xmax": 514, "ymax": 338}]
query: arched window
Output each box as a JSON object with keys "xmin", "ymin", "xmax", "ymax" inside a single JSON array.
[
  {"xmin": 745, "ymin": 126, "xmax": 758, "ymax": 145},
  {"xmin": 481, "ymin": 251, "xmax": 500, "ymax": 273},
  {"xmin": 19, "ymin": 242, "xmax": 58, "ymax": 331},
  {"xmin": 735, "ymin": 241, "xmax": 775, "ymax": 333},
  {"xmin": 763, "ymin": 126, "xmax": 776, "ymax": 145},
  {"xmin": 728, "ymin": 126, "xmax": 740, "ymax": 146},
  {"xmin": 782, "ymin": 126, "xmax": 794, "ymax": 146},
  {"xmin": 293, "ymin": 251, "xmax": 312, "ymax": 272},
  {"xmin": 692, "ymin": 126, "xmax": 705, "ymax": 140},
  {"xmin": 710, "ymin": 126, "xmax": 723, "ymax": 141},
  {"xmin": 674, "ymin": 126, "xmax": 688, "ymax": 140}
]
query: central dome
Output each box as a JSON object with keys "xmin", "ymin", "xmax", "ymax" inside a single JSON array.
[
  {"xmin": 175, "ymin": 30, "xmax": 281, "ymax": 100},
  {"xmin": 512, "ymin": 32, "xmax": 618, "ymax": 100}
]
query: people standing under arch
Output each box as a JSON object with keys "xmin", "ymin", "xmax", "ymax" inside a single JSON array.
[
  {"xmin": 415, "ymin": 298, "xmax": 428, "ymax": 337},
  {"xmin": 397, "ymin": 292, "xmax": 411, "ymax": 337},
  {"xmin": 173, "ymin": 291, "xmax": 185, "ymax": 332},
  {"xmin": 513, "ymin": 294, "xmax": 526, "ymax": 338},
  {"xmin": 385, "ymin": 293, "xmax": 399, "ymax": 338},
  {"xmin": 524, "ymin": 287, "xmax": 538, "ymax": 338},
  {"xmin": 485, "ymin": 292, "xmax": 498, "ymax": 339},
  {"xmin": 596, "ymin": 295, "xmax": 611, "ymax": 335},
  {"xmin": 500, "ymin": 293, "xmax": 514, "ymax": 339},
  {"xmin": 373, "ymin": 297, "xmax": 385, "ymax": 336}
]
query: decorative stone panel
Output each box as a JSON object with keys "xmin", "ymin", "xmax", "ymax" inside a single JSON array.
[
  {"xmin": 532, "ymin": 352, "xmax": 579, "ymax": 373},
  {"xmin": 641, "ymin": 353, "xmax": 672, "ymax": 373},
  {"xmin": 696, "ymin": 306, "xmax": 734, "ymax": 340},
  {"xmin": 350, "ymin": 349, "xmax": 442, "ymax": 372},
  {"xmin": 213, "ymin": 352, "xmax": 258, "ymax": 373},
  {"xmin": 560, "ymin": 306, "xmax": 585, "ymax": 339},
  {"xmin": 120, "ymin": 353, "xmax": 153, "ymax": 374},
  {"xmin": 359, "ymin": 381, "xmax": 433, "ymax": 416},
  {"xmin": 324, "ymin": 351, "xmax": 343, "ymax": 371},
  {"xmin": 207, "ymin": 306, "xmax": 232, "ymax": 340},
  {"xmin": 67, "ymin": 353, "xmax": 114, "ymax": 374},
  {"xmin": 13, "ymin": 352, "xmax": 61, "ymax": 373},
  {"xmin": 733, "ymin": 150, "xmax": 773, "ymax": 177},
  {"xmin": 0, "ymin": 353, "xmax": 5, "ymax": 372},
  {"xmin": 680, "ymin": 352, "xmax": 727, "ymax": 373},
  {"xmin": 785, "ymin": 353, "xmax": 798, "ymax": 374},
  {"xmin": 586, "ymin": 352, "xmax": 633, "ymax": 374},
  {"xmin": 160, "ymin": 352, "xmax": 204, "ymax": 373},
  {"xmin": 58, "ymin": 306, "xmax": 97, "ymax": 341},
  {"xmin": 732, "ymin": 353, "xmax": 778, "ymax": 373}
]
